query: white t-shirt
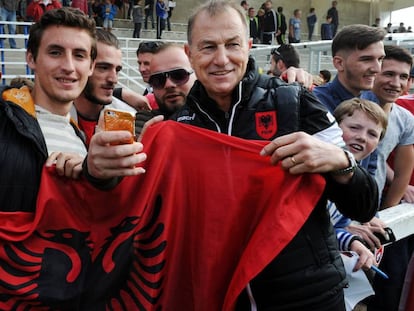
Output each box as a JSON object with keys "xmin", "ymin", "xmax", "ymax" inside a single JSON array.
[
  {"xmin": 375, "ymin": 103, "xmax": 414, "ymax": 197},
  {"xmin": 36, "ymin": 105, "xmax": 87, "ymax": 157}
]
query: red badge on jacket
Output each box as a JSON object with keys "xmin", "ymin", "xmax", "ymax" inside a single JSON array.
[{"xmin": 255, "ymin": 111, "xmax": 277, "ymax": 139}]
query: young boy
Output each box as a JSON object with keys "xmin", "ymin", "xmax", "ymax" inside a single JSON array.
[{"xmin": 330, "ymin": 97, "xmax": 388, "ymax": 271}]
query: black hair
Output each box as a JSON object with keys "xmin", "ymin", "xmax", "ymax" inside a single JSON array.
[
  {"xmin": 332, "ymin": 24, "xmax": 386, "ymax": 56},
  {"xmin": 27, "ymin": 7, "xmax": 96, "ymax": 62}
]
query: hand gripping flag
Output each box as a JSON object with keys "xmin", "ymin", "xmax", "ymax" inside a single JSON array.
[{"xmin": 0, "ymin": 121, "xmax": 325, "ymax": 310}]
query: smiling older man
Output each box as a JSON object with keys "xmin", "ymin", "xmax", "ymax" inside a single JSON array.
[{"xmin": 170, "ymin": 1, "xmax": 379, "ymax": 310}]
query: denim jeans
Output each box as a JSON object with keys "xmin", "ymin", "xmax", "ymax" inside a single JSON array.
[{"xmin": 0, "ymin": 7, "xmax": 17, "ymax": 48}]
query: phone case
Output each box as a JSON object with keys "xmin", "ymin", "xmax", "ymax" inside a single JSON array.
[{"xmin": 103, "ymin": 108, "xmax": 136, "ymax": 144}]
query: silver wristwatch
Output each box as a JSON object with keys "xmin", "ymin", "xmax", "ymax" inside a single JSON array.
[{"xmin": 331, "ymin": 149, "xmax": 357, "ymax": 175}]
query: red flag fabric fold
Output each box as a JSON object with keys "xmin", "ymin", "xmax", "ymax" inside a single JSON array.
[{"xmin": 0, "ymin": 121, "xmax": 325, "ymax": 310}]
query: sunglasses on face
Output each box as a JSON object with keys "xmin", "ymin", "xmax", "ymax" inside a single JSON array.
[{"xmin": 149, "ymin": 68, "xmax": 193, "ymax": 90}]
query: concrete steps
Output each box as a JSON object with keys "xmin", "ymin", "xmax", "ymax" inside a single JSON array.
[
  {"xmin": 113, "ymin": 18, "xmax": 187, "ymax": 41},
  {"xmin": 113, "ymin": 28, "xmax": 186, "ymax": 41}
]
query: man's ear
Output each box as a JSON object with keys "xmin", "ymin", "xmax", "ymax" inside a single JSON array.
[
  {"xmin": 26, "ymin": 51, "xmax": 35, "ymax": 70},
  {"xmin": 184, "ymin": 44, "xmax": 192, "ymax": 67},
  {"xmin": 276, "ymin": 60, "xmax": 284, "ymax": 72},
  {"xmin": 89, "ymin": 59, "xmax": 96, "ymax": 77},
  {"xmin": 247, "ymin": 37, "xmax": 253, "ymax": 50},
  {"xmin": 333, "ymin": 55, "xmax": 345, "ymax": 72}
]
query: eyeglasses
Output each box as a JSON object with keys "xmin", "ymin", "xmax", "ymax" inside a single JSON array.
[{"xmin": 149, "ymin": 68, "xmax": 193, "ymax": 89}]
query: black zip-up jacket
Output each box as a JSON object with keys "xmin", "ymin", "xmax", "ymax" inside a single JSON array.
[
  {"xmin": 171, "ymin": 58, "xmax": 378, "ymax": 310},
  {"xmin": 0, "ymin": 86, "xmax": 85, "ymax": 212},
  {"xmin": 0, "ymin": 92, "xmax": 47, "ymax": 212}
]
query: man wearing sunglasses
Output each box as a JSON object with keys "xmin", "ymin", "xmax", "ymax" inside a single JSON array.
[
  {"xmin": 149, "ymin": 43, "xmax": 195, "ymax": 116},
  {"xmin": 135, "ymin": 43, "xmax": 196, "ymax": 135}
]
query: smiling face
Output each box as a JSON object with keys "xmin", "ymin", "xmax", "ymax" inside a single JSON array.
[
  {"xmin": 137, "ymin": 52, "xmax": 153, "ymax": 83},
  {"xmin": 372, "ymin": 58, "xmax": 411, "ymax": 106},
  {"xmin": 185, "ymin": 7, "xmax": 252, "ymax": 110},
  {"xmin": 334, "ymin": 41, "xmax": 385, "ymax": 96},
  {"xmin": 27, "ymin": 25, "xmax": 94, "ymax": 115},
  {"xmin": 83, "ymin": 41, "xmax": 122, "ymax": 106},
  {"xmin": 339, "ymin": 109, "xmax": 383, "ymax": 160}
]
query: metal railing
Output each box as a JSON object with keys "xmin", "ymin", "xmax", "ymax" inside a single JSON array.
[
  {"xmin": 2, "ymin": 21, "xmax": 414, "ymax": 89},
  {"xmin": 0, "ymin": 20, "xmax": 414, "ymax": 272}
]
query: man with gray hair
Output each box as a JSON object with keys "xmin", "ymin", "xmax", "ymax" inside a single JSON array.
[{"xmin": 171, "ymin": 1, "xmax": 378, "ymax": 309}]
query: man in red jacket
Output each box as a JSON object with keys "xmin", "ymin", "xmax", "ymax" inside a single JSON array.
[
  {"xmin": 71, "ymin": 0, "xmax": 88, "ymax": 14},
  {"xmin": 27, "ymin": 0, "xmax": 62, "ymax": 22}
]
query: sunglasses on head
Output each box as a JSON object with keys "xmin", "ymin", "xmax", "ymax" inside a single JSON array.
[
  {"xmin": 271, "ymin": 48, "xmax": 283, "ymax": 60},
  {"xmin": 149, "ymin": 68, "xmax": 193, "ymax": 89}
]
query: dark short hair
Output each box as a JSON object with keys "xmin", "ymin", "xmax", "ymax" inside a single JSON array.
[
  {"xmin": 136, "ymin": 41, "xmax": 164, "ymax": 56},
  {"xmin": 319, "ymin": 69, "xmax": 331, "ymax": 83},
  {"xmin": 96, "ymin": 28, "xmax": 119, "ymax": 49},
  {"xmin": 383, "ymin": 45, "xmax": 413, "ymax": 68},
  {"xmin": 27, "ymin": 7, "xmax": 97, "ymax": 62},
  {"xmin": 152, "ymin": 42, "xmax": 185, "ymax": 55},
  {"xmin": 332, "ymin": 24, "xmax": 386, "ymax": 56},
  {"xmin": 272, "ymin": 44, "xmax": 300, "ymax": 68}
]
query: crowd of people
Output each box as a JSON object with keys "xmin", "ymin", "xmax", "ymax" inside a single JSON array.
[
  {"xmin": 3, "ymin": 0, "xmax": 173, "ymax": 38},
  {"xmin": 2, "ymin": 0, "xmax": 413, "ymax": 42},
  {"xmin": 1, "ymin": 0, "xmax": 414, "ymax": 310},
  {"xmin": 242, "ymin": 0, "xmax": 413, "ymax": 45},
  {"xmin": 243, "ymin": 0, "xmax": 337, "ymax": 44}
]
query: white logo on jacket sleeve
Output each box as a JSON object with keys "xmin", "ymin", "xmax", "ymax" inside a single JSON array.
[{"xmin": 177, "ymin": 113, "xmax": 196, "ymax": 122}]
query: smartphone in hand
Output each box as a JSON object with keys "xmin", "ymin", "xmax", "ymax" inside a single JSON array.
[{"xmin": 103, "ymin": 108, "xmax": 136, "ymax": 144}]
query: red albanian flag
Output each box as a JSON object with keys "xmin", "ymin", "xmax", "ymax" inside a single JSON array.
[{"xmin": 0, "ymin": 121, "xmax": 325, "ymax": 311}]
